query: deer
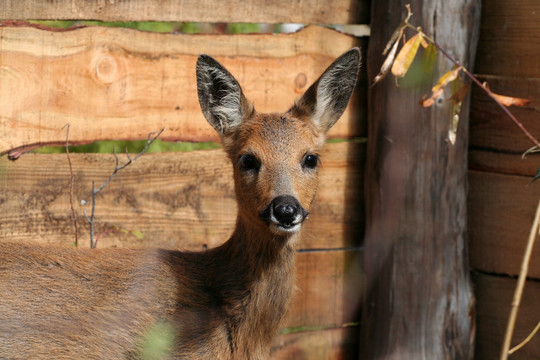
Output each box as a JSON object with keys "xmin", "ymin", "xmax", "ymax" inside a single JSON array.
[{"xmin": 0, "ymin": 48, "xmax": 360, "ymax": 359}]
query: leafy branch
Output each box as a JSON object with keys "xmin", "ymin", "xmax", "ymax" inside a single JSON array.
[
  {"xmin": 373, "ymin": 4, "xmax": 536, "ymax": 148},
  {"xmin": 84, "ymin": 128, "xmax": 165, "ymax": 248},
  {"xmin": 373, "ymin": 5, "xmax": 540, "ymax": 358}
]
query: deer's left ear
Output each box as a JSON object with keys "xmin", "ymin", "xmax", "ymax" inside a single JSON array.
[{"xmin": 289, "ymin": 48, "xmax": 360, "ymax": 133}]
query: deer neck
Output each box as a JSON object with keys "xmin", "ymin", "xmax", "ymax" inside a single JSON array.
[{"xmin": 216, "ymin": 217, "xmax": 298, "ymax": 355}]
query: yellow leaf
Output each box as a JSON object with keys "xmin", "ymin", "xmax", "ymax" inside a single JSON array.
[
  {"xmin": 420, "ymin": 67, "xmax": 463, "ymax": 107},
  {"xmin": 432, "ymin": 67, "xmax": 463, "ymax": 93},
  {"xmin": 391, "ymin": 32, "xmax": 423, "ymax": 78}
]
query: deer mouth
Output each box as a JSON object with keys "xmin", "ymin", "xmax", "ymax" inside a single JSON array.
[{"xmin": 259, "ymin": 195, "xmax": 309, "ymax": 235}]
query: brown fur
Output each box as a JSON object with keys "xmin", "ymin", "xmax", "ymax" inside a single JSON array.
[{"xmin": 0, "ymin": 48, "xmax": 360, "ymax": 359}]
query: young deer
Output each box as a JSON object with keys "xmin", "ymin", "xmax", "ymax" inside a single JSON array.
[{"xmin": 0, "ymin": 48, "xmax": 360, "ymax": 359}]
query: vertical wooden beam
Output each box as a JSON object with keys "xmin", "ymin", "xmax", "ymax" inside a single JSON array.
[{"xmin": 361, "ymin": 1, "xmax": 481, "ymax": 359}]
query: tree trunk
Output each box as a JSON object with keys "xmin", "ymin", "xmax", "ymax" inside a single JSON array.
[{"xmin": 361, "ymin": 1, "xmax": 481, "ymax": 359}]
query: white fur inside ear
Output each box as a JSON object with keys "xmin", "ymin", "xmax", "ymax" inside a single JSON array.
[
  {"xmin": 313, "ymin": 60, "xmax": 356, "ymax": 130},
  {"xmin": 199, "ymin": 64, "xmax": 243, "ymax": 134}
]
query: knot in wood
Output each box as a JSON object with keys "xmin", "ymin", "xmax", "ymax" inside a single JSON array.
[
  {"xmin": 91, "ymin": 51, "xmax": 120, "ymax": 85},
  {"xmin": 295, "ymin": 73, "xmax": 307, "ymax": 90}
]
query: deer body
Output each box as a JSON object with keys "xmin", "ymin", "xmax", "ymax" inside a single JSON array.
[{"xmin": 0, "ymin": 49, "xmax": 360, "ymax": 359}]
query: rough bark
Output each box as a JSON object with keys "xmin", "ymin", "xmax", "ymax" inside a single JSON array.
[{"xmin": 361, "ymin": 1, "xmax": 481, "ymax": 359}]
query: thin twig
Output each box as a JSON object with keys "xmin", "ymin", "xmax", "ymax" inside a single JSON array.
[
  {"xmin": 509, "ymin": 320, "xmax": 540, "ymax": 355},
  {"xmin": 90, "ymin": 181, "xmax": 96, "ymax": 248},
  {"xmin": 404, "ymin": 22, "xmax": 540, "ymax": 149},
  {"xmin": 93, "ymin": 129, "xmax": 164, "ymax": 194},
  {"xmin": 86, "ymin": 128, "xmax": 165, "ymax": 248},
  {"xmin": 62, "ymin": 124, "xmax": 79, "ymax": 247},
  {"xmin": 500, "ymin": 198, "xmax": 540, "ymax": 360}
]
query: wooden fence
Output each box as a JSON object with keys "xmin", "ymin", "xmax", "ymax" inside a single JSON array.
[
  {"xmin": 469, "ymin": 0, "xmax": 540, "ymax": 358},
  {"xmin": 5, "ymin": 1, "xmax": 539, "ymax": 359},
  {"xmin": 0, "ymin": 1, "xmax": 368, "ymax": 358}
]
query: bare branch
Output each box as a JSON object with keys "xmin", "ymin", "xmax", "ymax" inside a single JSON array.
[
  {"xmin": 509, "ymin": 320, "xmax": 540, "ymax": 355},
  {"xmin": 62, "ymin": 124, "xmax": 79, "ymax": 247},
  {"xmin": 499, "ymin": 198, "xmax": 540, "ymax": 360},
  {"xmin": 85, "ymin": 128, "xmax": 165, "ymax": 248}
]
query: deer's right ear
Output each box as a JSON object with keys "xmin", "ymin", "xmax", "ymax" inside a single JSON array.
[{"xmin": 196, "ymin": 55, "xmax": 254, "ymax": 135}]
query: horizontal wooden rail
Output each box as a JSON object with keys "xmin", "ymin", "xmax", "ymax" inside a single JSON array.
[
  {"xmin": 468, "ymin": 170, "xmax": 540, "ymax": 279},
  {"xmin": 469, "ymin": 76, "xmax": 540, "ymax": 159},
  {"xmin": 474, "ymin": 272, "xmax": 540, "ymax": 360},
  {"xmin": 0, "ymin": 141, "xmax": 364, "ymax": 250},
  {"xmin": 0, "ymin": 25, "xmax": 366, "ymax": 156},
  {"xmin": 475, "ymin": 0, "xmax": 540, "ymax": 78},
  {"xmin": 271, "ymin": 326, "xmax": 359, "ymax": 359},
  {"xmin": 0, "ymin": 0, "xmax": 369, "ymax": 25}
]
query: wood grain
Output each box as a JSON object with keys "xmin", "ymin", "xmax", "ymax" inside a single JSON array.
[
  {"xmin": 475, "ymin": 0, "xmax": 540, "ymax": 77},
  {"xmin": 0, "ymin": 25, "xmax": 365, "ymax": 155},
  {"xmin": 0, "ymin": 0, "xmax": 369, "ymax": 25},
  {"xmin": 468, "ymin": 170, "xmax": 540, "ymax": 279},
  {"xmin": 272, "ymin": 326, "xmax": 359, "ymax": 360},
  {"xmin": 473, "ymin": 272, "xmax": 540, "ymax": 360},
  {"xmin": 0, "ymin": 142, "xmax": 364, "ymax": 250},
  {"xmin": 469, "ymin": 149, "xmax": 540, "ymax": 178},
  {"xmin": 287, "ymin": 249, "xmax": 363, "ymax": 328},
  {"xmin": 361, "ymin": 1, "xmax": 479, "ymax": 358}
]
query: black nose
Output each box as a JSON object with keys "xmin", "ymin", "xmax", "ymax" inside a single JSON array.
[
  {"xmin": 274, "ymin": 200, "xmax": 297, "ymax": 225},
  {"xmin": 260, "ymin": 195, "xmax": 308, "ymax": 227}
]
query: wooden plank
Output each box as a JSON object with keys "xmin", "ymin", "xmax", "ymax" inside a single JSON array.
[
  {"xmin": 468, "ymin": 170, "xmax": 540, "ymax": 279},
  {"xmin": 473, "ymin": 272, "xmax": 540, "ymax": 360},
  {"xmin": 0, "ymin": 25, "xmax": 366, "ymax": 156},
  {"xmin": 0, "ymin": 0, "xmax": 369, "ymax": 25},
  {"xmin": 469, "ymin": 75, "xmax": 540, "ymax": 155},
  {"xmin": 469, "ymin": 149, "xmax": 539, "ymax": 178},
  {"xmin": 475, "ymin": 0, "xmax": 540, "ymax": 77},
  {"xmin": 271, "ymin": 326, "xmax": 359, "ymax": 360},
  {"xmin": 287, "ymin": 250, "xmax": 363, "ymax": 328},
  {"xmin": 361, "ymin": 1, "xmax": 478, "ymax": 358},
  {"xmin": 0, "ymin": 141, "xmax": 364, "ymax": 250}
]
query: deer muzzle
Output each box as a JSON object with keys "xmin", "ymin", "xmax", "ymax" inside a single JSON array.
[{"xmin": 259, "ymin": 195, "xmax": 309, "ymax": 235}]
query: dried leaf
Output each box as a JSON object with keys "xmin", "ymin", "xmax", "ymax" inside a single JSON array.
[
  {"xmin": 491, "ymin": 93, "xmax": 531, "ymax": 107},
  {"xmin": 483, "ymin": 82, "xmax": 531, "ymax": 107},
  {"xmin": 420, "ymin": 67, "xmax": 463, "ymax": 107},
  {"xmin": 383, "ymin": 24, "xmax": 405, "ymax": 56},
  {"xmin": 419, "ymin": 96, "xmax": 434, "ymax": 107},
  {"xmin": 450, "ymin": 83, "xmax": 470, "ymax": 104},
  {"xmin": 522, "ymin": 145, "xmax": 540, "ymax": 159},
  {"xmin": 391, "ymin": 32, "xmax": 424, "ymax": 78},
  {"xmin": 382, "ymin": 5, "xmax": 413, "ymax": 55},
  {"xmin": 433, "ymin": 67, "xmax": 463, "ymax": 92},
  {"xmin": 372, "ymin": 36, "xmax": 400, "ymax": 86}
]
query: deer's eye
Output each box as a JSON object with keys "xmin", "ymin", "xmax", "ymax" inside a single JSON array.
[
  {"xmin": 302, "ymin": 154, "xmax": 319, "ymax": 170},
  {"xmin": 238, "ymin": 154, "xmax": 260, "ymax": 172}
]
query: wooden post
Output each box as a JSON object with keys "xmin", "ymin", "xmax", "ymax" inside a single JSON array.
[{"xmin": 361, "ymin": 1, "xmax": 480, "ymax": 359}]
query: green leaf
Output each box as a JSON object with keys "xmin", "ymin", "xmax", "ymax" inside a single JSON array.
[
  {"xmin": 420, "ymin": 43, "xmax": 437, "ymax": 75},
  {"xmin": 131, "ymin": 229, "xmax": 144, "ymax": 240}
]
